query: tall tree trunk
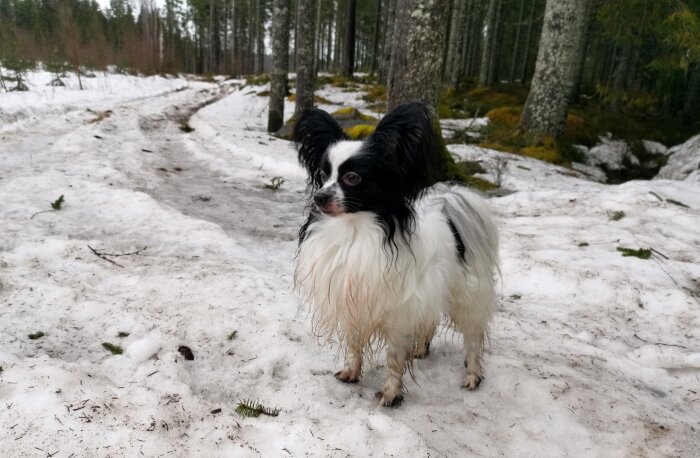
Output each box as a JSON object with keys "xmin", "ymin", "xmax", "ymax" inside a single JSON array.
[
  {"xmin": 379, "ymin": 0, "xmax": 395, "ymax": 84},
  {"xmin": 449, "ymin": 0, "xmax": 469, "ymax": 88},
  {"xmin": 369, "ymin": 0, "xmax": 382, "ymax": 76},
  {"xmin": 445, "ymin": 0, "xmax": 463, "ymax": 84},
  {"xmin": 520, "ymin": 0, "xmax": 590, "ymax": 140},
  {"xmin": 268, "ymin": 0, "xmax": 290, "ymax": 132},
  {"xmin": 256, "ymin": 0, "xmax": 264, "ymax": 74},
  {"xmin": 295, "ymin": 0, "xmax": 317, "ymax": 113},
  {"xmin": 610, "ymin": 44, "xmax": 632, "ymax": 111},
  {"xmin": 519, "ymin": 0, "xmax": 537, "ymax": 83},
  {"xmin": 568, "ymin": 0, "xmax": 592, "ymax": 102},
  {"xmin": 682, "ymin": 64, "xmax": 700, "ymax": 122},
  {"xmin": 388, "ymin": 0, "xmax": 449, "ymax": 111},
  {"xmin": 508, "ymin": 0, "xmax": 526, "ymax": 83},
  {"xmin": 333, "ymin": 0, "xmax": 345, "ymax": 70},
  {"xmin": 487, "ymin": 0, "xmax": 503, "ymax": 85},
  {"xmin": 479, "ymin": 0, "xmax": 498, "ymax": 85},
  {"xmin": 326, "ymin": 3, "xmax": 334, "ymax": 69},
  {"xmin": 342, "ymin": 0, "xmax": 356, "ymax": 77}
]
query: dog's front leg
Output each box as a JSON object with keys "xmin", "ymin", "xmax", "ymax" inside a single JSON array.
[
  {"xmin": 376, "ymin": 339, "xmax": 409, "ymax": 407},
  {"xmin": 335, "ymin": 344, "xmax": 363, "ymax": 383}
]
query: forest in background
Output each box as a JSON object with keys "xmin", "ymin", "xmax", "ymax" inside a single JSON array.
[{"xmin": 1, "ymin": 0, "xmax": 700, "ymax": 162}]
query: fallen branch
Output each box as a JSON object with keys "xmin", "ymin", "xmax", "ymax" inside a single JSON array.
[
  {"xmin": 633, "ymin": 333, "xmax": 687, "ymax": 349},
  {"xmin": 30, "ymin": 210, "xmax": 53, "ymax": 219},
  {"xmin": 87, "ymin": 246, "xmax": 147, "ymax": 268},
  {"xmin": 87, "ymin": 246, "xmax": 124, "ymax": 268}
]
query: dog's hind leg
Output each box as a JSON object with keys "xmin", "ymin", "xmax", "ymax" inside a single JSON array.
[
  {"xmin": 375, "ymin": 336, "xmax": 411, "ymax": 407},
  {"xmin": 450, "ymin": 294, "xmax": 491, "ymax": 390},
  {"xmin": 460, "ymin": 322, "xmax": 485, "ymax": 390},
  {"xmin": 335, "ymin": 343, "xmax": 363, "ymax": 383}
]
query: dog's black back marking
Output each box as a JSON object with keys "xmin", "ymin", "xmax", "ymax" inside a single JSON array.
[{"xmin": 447, "ymin": 218, "xmax": 466, "ymax": 262}]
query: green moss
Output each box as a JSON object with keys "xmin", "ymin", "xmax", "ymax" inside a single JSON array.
[
  {"xmin": 486, "ymin": 107, "xmax": 522, "ymax": 126},
  {"xmin": 332, "ymin": 107, "xmax": 377, "ymax": 122},
  {"xmin": 361, "ymin": 84, "xmax": 387, "ymax": 103},
  {"xmin": 617, "ymin": 247, "xmax": 651, "ymax": 259},
  {"xmin": 438, "ymin": 103, "xmax": 457, "ymax": 119},
  {"xmin": 578, "ymin": 242, "xmax": 589, "ymax": 247},
  {"xmin": 286, "ymin": 94, "xmax": 333, "ymax": 104},
  {"xmin": 102, "ymin": 342, "xmax": 124, "ymax": 355},
  {"xmin": 245, "ymin": 74, "xmax": 270, "ymax": 86},
  {"xmin": 344, "ymin": 124, "xmax": 376, "ymax": 140},
  {"xmin": 256, "ymin": 90, "xmax": 270, "ymax": 97},
  {"xmin": 520, "ymin": 145, "xmax": 562, "ymax": 163},
  {"xmin": 608, "ymin": 211, "xmax": 625, "ymax": 221}
]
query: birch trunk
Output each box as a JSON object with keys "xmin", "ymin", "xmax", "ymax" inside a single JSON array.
[
  {"xmin": 520, "ymin": 0, "xmax": 590, "ymax": 139},
  {"xmin": 268, "ymin": 0, "xmax": 290, "ymax": 132}
]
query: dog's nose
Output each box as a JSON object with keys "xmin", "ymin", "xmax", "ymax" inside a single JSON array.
[{"xmin": 313, "ymin": 190, "xmax": 333, "ymax": 207}]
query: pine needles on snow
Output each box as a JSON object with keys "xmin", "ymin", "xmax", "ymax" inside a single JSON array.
[
  {"xmin": 617, "ymin": 247, "xmax": 652, "ymax": 259},
  {"xmin": 235, "ymin": 399, "xmax": 280, "ymax": 418}
]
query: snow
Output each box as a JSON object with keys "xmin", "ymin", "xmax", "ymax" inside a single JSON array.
[
  {"xmin": 1, "ymin": 74, "xmax": 700, "ymax": 456},
  {"xmin": 0, "ymin": 68, "xmax": 188, "ymax": 124},
  {"xmin": 585, "ymin": 134, "xmax": 639, "ymax": 170},
  {"xmin": 656, "ymin": 133, "xmax": 700, "ymax": 183}
]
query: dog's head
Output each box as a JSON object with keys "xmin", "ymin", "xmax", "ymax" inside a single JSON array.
[{"xmin": 293, "ymin": 102, "xmax": 442, "ymax": 223}]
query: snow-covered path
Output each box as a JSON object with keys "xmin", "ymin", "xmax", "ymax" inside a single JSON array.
[{"xmin": 1, "ymin": 79, "xmax": 699, "ymax": 457}]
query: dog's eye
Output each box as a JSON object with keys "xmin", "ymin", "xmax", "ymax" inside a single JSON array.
[{"xmin": 341, "ymin": 172, "xmax": 361, "ymax": 186}]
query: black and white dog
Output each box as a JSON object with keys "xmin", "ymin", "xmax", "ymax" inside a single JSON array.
[{"xmin": 293, "ymin": 103, "xmax": 499, "ymax": 406}]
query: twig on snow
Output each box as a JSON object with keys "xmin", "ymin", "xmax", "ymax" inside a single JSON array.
[{"xmin": 633, "ymin": 333, "xmax": 687, "ymax": 349}]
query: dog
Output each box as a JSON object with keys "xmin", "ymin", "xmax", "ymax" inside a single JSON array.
[{"xmin": 293, "ymin": 102, "xmax": 499, "ymax": 406}]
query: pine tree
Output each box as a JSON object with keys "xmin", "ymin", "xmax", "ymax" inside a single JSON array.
[
  {"xmin": 295, "ymin": 0, "xmax": 317, "ymax": 113},
  {"xmin": 268, "ymin": 0, "xmax": 290, "ymax": 132}
]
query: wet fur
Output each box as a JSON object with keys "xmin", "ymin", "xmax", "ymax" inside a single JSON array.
[{"xmin": 293, "ymin": 103, "xmax": 499, "ymax": 406}]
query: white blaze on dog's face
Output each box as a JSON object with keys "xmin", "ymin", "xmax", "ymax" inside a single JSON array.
[{"xmin": 313, "ymin": 141, "xmax": 365, "ymax": 216}]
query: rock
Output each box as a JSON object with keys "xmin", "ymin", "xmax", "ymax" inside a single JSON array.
[{"xmin": 656, "ymin": 134, "xmax": 700, "ymax": 182}]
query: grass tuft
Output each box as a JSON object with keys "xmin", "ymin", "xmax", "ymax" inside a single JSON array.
[
  {"xmin": 179, "ymin": 123, "xmax": 194, "ymax": 133},
  {"xmin": 51, "ymin": 195, "xmax": 65, "ymax": 210},
  {"xmin": 117, "ymin": 331, "xmax": 130, "ymax": 338},
  {"xmin": 263, "ymin": 176, "xmax": 285, "ymax": 191},
  {"xmin": 227, "ymin": 330, "xmax": 238, "ymax": 340},
  {"xmin": 28, "ymin": 331, "xmax": 45, "ymax": 340}
]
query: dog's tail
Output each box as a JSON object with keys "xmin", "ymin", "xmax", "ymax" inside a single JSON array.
[{"xmin": 433, "ymin": 183, "xmax": 500, "ymax": 288}]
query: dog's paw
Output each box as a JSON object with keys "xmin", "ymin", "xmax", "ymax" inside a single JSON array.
[
  {"xmin": 461, "ymin": 373, "xmax": 483, "ymax": 390},
  {"xmin": 334, "ymin": 368, "xmax": 360, "ymax": 383},
  {"xmin": 375, "ymin": 391, "xmax": 404, "ymax": 407}
]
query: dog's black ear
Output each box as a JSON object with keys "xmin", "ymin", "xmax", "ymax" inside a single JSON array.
[
  {"xmin": 370, "ymin": 102, "xmax": 442, "ymax": 199},
  {"xmin": 293, "ymin": 108, "xmax": 346, "ymax": 189}
]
